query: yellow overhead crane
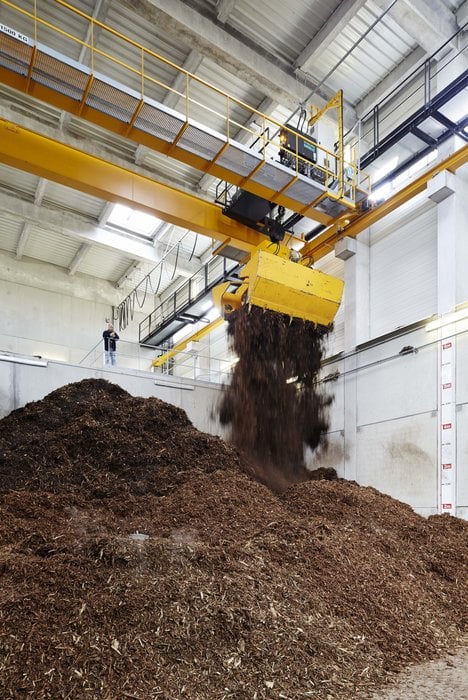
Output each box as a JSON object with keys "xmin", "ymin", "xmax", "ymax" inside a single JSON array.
[
  {"xmin": 0, "ymin": 115, "xmax": 344, "ymax": 325},
  {"xmin": 212, "ymin": 241, "xmax": 344, "ymax": 326},
  {"xmin": 152, "ymin": 141, "xmax": 468, "ymax": 368},
  {"xmin": 0, "ymin": 0, "xmax": 467, "ymax": 369},
  {"xmin": 0, "ymin": 0, "xmax": 370, "ymax": 223}
]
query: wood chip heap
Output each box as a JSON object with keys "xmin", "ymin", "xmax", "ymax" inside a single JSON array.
[{"xmin": 0, "ymin": 377, "xmax": 467, "ymax": 699}]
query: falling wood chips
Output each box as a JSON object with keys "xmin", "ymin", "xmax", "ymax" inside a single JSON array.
[{"xmin": 0, "ymin": 378, "xmax": 466, "ymax": 699}]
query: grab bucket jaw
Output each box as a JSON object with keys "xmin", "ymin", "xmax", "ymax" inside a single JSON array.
[{"xmin": 213, "ymin": 246, "xmax": 344, "ymax": 326}]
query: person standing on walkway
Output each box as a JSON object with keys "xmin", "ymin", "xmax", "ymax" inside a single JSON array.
[{"xmin": 103, "ymin": 323, "xmax": 119, "ymax": 366}]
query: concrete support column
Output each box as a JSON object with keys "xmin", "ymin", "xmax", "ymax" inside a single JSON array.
[
  {"xmin": 195, "ymin": 340, "xmax": 212, "ymax": 381},
  {"xmin": 429, "ymin": 163, "xmax": 465, "ymax": 515},
  {"xmin": 335, "ymin": 233, "xmax": 370, "ymax": 480},
  {"xmin": 432, "ymin": 173, "xmax": 458, "ymax": 315}
]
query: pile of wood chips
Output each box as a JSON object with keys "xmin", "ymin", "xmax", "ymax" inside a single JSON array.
[{"xmin": 0, "ymin": 378, "xmax": 466, "ymax": 699}]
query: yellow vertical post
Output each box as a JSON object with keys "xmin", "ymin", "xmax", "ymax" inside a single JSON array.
[{"xmin": 33, "ymin": 0, "xmax": 37, "ymax": 43}]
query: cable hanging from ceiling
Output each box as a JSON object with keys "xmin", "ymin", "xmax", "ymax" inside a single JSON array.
[{"xmin": 115, "ymin": 231, "xmax": 197, "ymax": 331}]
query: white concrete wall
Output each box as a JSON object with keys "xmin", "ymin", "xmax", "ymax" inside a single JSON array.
[
  {"xmin": 312, "ymin": 323, "xmax": 468, "ymax": 518},
  {"xmin": 0, "ymin": 250, "xmax": 153, "ymax": 366},
  {"xmin": 311, "ymin": 166, "xmax": 468, "ymax": 519}
]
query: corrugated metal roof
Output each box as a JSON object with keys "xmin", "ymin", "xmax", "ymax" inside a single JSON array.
[
  {"xmin": 0, "ymin": 213, "xmax": 23, "ymax": 255},
  {"xmin": 310, "ymin": 1, "xmax": 417, "ymax": 104},
  {"xmin": 66, "ymin": 116, "xmax": 137, "ymax": 160},
  {"xmin": 220, "ymin": 0, "xmax": 343, "ymax": 67},
  {"xmin": 189, "ymin": 57, "xmax": 267, "ymax": 132},
  {"xmin": 41, "ymin": 181, "xmax": 105, "ymax": 218},
  {"xmin": 78, "ymin": 245, "xmax": 134, "ymax": 282},
  {"xmin": 23, "ymin": 225, "xmax": 80, "ymax": 267},
  {"xmin": 105, "ymin": 2, "xmax": 190, "ymax": 71},
  {"xmin": 0, "ymin": 163, "xmax": 40, "ymax": 199}
]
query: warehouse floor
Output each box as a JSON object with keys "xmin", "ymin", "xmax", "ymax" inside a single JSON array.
[{"xmin": 367, "ymin": 645, "xmax": 468, "ymax": 699}]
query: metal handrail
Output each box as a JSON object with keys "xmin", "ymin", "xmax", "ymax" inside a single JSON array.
[
  {"xmin": 78, "ymin": 335, "xmax": 235, "ymax": 384},
  {"xmin": 345, "ymin": 22, "xmax": 468, "ymax": 155},
  {"xmin": 139, "ymin": 256, "xmax": 238, "ymax": 343}
]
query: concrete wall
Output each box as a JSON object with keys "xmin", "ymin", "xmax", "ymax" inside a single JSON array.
[
  {"xmin": 310, "ymin": 164, "xmax": 468, "ymax": 519},
  {"xmin": 311, "ymin": 323, "xmax": 468, "ymax": 519},
  {"xmin": 0, "ymin": 250, "xmax": 150, "ymax": 364}
]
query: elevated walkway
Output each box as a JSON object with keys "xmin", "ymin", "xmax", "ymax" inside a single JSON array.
[
  {"xmin": 139, "ymin": 256, "xmax": 238, "ymax": 347},
  {"xmin": 0, "ymin": 0, "xmax": 369, "ymax": 223}
]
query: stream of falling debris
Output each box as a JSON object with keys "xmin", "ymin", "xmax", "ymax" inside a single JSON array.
[{"xmin": 218, "ymin": 305, "xmax": 332, "ymax": 486}]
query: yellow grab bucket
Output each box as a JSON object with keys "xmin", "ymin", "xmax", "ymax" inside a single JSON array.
[
  {"xmin": 213, "ymin": 248, "xmax": 344, "ymax": 326},
  {"xmin": 243, "ymin": 249, "xmax": 344, "ymax": 326}
]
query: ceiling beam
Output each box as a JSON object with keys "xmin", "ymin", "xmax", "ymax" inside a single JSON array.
[
  {"xmin": 68, "ymin": 242, "xmax": 92, "ymax": 275},
  {"xmin": 134, "ymin": 144, "xmax": 151, "ymax": 167},
  {"xmin": 294, "ymin": 0, "xmax": 368, "ymax": 74},
  {"xmin": 458, "ymin": 1, "xmax": 468, "ymax": 26},
  {"xmin": 116, "ymin": 261, "xmax": 141, "ymax": 288},
  {"xmin": 216, "ymin": 0, "xmax": 237, "ymax": 24},
  {"xmin": 374, "ymin": 0, "xmax": 458, "ymax": 54},
  {"xmin": 34, "ymin": 178, "xmax": 47, "ymax": 205},
  {"xmin": 356, "ymin": 45, "xmax": 427, "ymax": 118},
  {"xmin": 58, "ymin": 0, "xmax": 112, "ymax": 130},
  {"xmin": 76, "ymin": 0, "xmax": 112, "ymax": 64},
  {"xmin": 152, "ymin": 221, "xmax": 174, "ymax": 243},
  {"xmin": 164, "ymin": 49, "xmax": 204, "ymax": 110},
  {"xmin": 98, "ymin": 202, "xmax": 115, "ymax": 226},
  {"xmin": 136, "ymin": 0, "xmax": 339, "ymax": 112},
  {"xmin": 15, "ymin": 221, "xmax": 31, "ymax": 259}
]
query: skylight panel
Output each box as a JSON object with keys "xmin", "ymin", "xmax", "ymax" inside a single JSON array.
[{"xmin": 107, "ymin": 204, "xmax": 161, "ymax": 238}]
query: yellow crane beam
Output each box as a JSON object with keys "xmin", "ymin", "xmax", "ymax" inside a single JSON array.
[
  {"xmin": 301, "ymin": 144, "xmax": 468, "ymax": 262},
  {"xmin": 152, "ymin": 317, "xmax": 224, "ymax": 368},
  {"xmin": 0, "ymin": 0, "xmax": 367, "ymax": 221},
  {"xmin": 0, "ymin": 118, "xmax": 264, "ymax": 253},
  {"xmin": 2, "ymin": 116, "xmax": 466, "ymax": 272}
]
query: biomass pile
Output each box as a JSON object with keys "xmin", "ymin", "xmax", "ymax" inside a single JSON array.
[
  {"xmin": 0, "ymin": 378, "xmax": 467, "ymax": 700},
  {"xmin": 219, "ymin": 306, "xmax": 332, "ymax": 487}
]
